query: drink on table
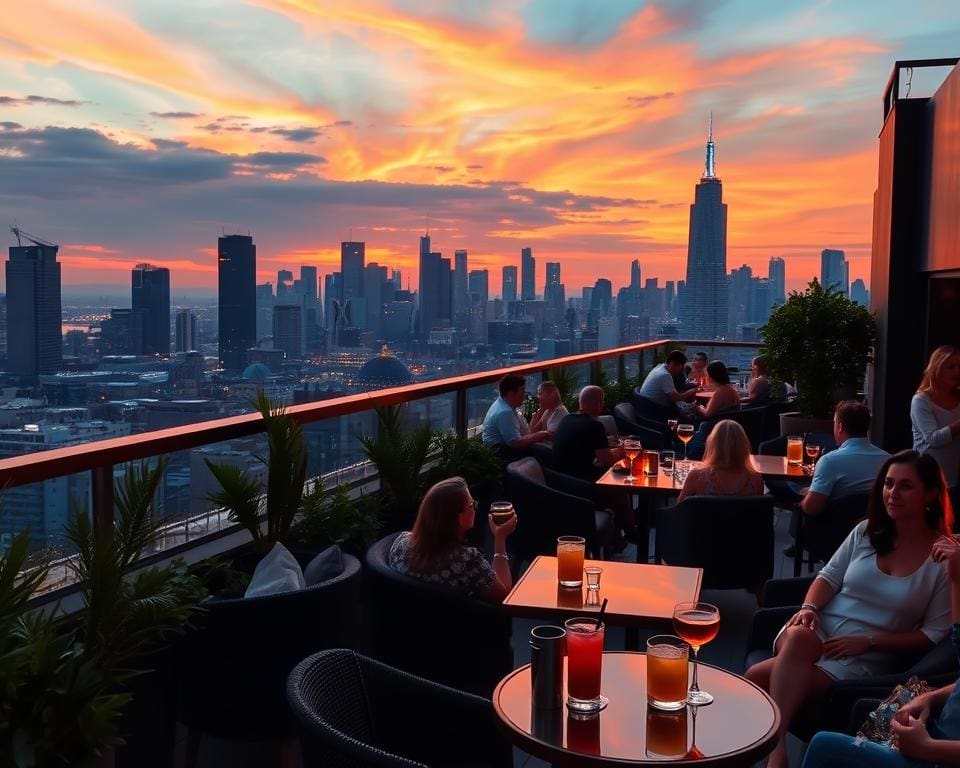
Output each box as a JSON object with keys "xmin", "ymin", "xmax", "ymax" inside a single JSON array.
[
  {"xmin": 805, "ymin": 443, "xmax": 821, "ymax": 468},
  {"xmin": 786, "ymin": 435, "xmax": 803, "ymax": 465},
  {"xmin": 642, "ymin": 450, "xmax": 659, "ymax": 477},
  {"xmin": 676, "ymin": 423, "xmax": 695, "ymax": 467},
  {"xmin": 489, "ymin": 501, "xmax": 515, "ymax": 525},
  {"xmin": 557, "ymin": 536, "xmax": 586, "ymax": 588},
  {"xmin": 660, "ymin": 450, "xmax": 675, "ymax": 476},
  {"xmin": 622, "ymin": 438, "xmax": 642, "ymax": 483},
  {"xmin": 672, "ymin": 602, "xmax": 720, "ymax": 706},
  {"xmin": 645, "ymin": 708, "xmax": 688, "ymax": 759},
  {"xmin": 646, "ymin": 635, "xmax": 689, "ymax": 711},
  {"xmin": 564, "ymin": 617, "xmax": 607, "ymax": 713}
]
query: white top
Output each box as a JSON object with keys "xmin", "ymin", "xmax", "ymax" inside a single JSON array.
[
  {"xmin": 638, "ymin": 363, "xmax": 677, "ymax": 408},
  {"xmin": 911, "ymin": 392, "xmax": 960, "ymax": 486},
  {"xmin": 812, "ymin": 520, "xmax": 951, "ymax": 679},
  {"xmin": 544, "ymin": 405, "xmax": 569, "ymax": 434}
]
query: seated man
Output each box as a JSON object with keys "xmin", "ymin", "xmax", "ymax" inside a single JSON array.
[
  {"xmin": 481, "ymin": 373, "xmax": 551, "ymax": 458},
  {"xmin": 799, "ymin": 400, "xmax": 890, "ymax": 517},
  {"xmin": 552, "ymin": 386, "xmax": 624, "ymax": 482},
  {"xmin": 744, "ymin": 355, "xmax": 771, "ymax": 405},
  {"xmin": 634, "ymin": 349, "xmax": 697, "ymax": 419},
  {"xmin": 684, "ymin": 352, "xmax": 709, "ymax": 390}
]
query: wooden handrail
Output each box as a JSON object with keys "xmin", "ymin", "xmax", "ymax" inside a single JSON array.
[{"xmin": 0, "ymin": 338, "xmax": 761, "ymax": 489}]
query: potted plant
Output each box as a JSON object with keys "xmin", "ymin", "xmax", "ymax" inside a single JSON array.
[
  {"xmin": 0, "ymin": 462, "xmax": 207, "ymax": 768},
  {"xmin": 760, "ymin": 279, "xmax": 876, "ymax": 434}
]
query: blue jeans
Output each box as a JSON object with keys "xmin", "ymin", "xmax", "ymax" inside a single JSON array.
[{"xmin": 802, "ymin": 732, "xmax": 928, "ymax": 768}]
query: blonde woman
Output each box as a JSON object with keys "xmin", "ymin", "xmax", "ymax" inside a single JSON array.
[
  {"xmin": 912, "ymin": 345, "xmax": 960, "ymax": 490},
  {"xmin": 677, "ymin": 420, "xmax": 764, "ymax": 502}
]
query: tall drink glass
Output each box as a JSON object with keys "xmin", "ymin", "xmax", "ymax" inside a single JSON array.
[
  {"xmin": 622, "ymin": 438, "xmax": 642, "ymax": 483},
  {"xmin": 786, "ymin": 435, "xmax": 803, "ymax": 465},
  {"xmin": 564, "ymin": 617, "xmax": 607, "ymax": 713},
  {"xmin": 672, "ymin": 602, "xmax": 720, "ymax": 706},
  {"xmin": 646, "ymin": 635, "xmax": 689, "ymax": 711},
  {"xmin": 557, "ymin": 536, "xmax": 586, "ymax": 588},
  {"xmin": 677, "ymin": 424, "xmax": 695, "ymax": 468}
]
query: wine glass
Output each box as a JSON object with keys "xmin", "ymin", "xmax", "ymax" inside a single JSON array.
[
  {"xmin": 805, "ymin": 442, "xmax": 821, "ymax": 473},
  {"xmin": 676, "ymin": 423, "xmax": 695, "ymax": 468},
  {"xmin": 622, "ymin": 438, "xmax": 642, "ymax": 484},
  {"xmin": 672, "ymin": 601, "xmax": 720, "ymax": 706}
]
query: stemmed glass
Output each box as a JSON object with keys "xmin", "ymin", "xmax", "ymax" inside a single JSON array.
[
  {"xmin": 672, "ymin": 601, "xmax": 720, "ymax": 706},
  {"xmin": 622, "ymin": 438, "xmax": 642, "ymax": 484},
  {"xmin": 676, "ymin": 424, "xmax": 694, "ymax": 469},
  {"xmin": 805, "ymin": 442, "xmax": 821, "ymax": 474}
]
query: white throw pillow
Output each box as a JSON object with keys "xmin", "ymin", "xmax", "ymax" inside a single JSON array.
[{"xmin": 244, "ymin": 542, "xmax": 305, "ymax": 598}]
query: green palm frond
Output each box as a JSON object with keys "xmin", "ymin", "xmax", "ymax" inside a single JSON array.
[
  {"xmin": 358, "ymin": 405, "xmax": 433, "ymax": 514},
  {"xmin": 205, "ymin": 460, "xmax": 264, "ymax": 546}
]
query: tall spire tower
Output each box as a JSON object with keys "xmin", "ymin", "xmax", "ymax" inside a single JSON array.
[{"xmin": 682, "ymin": 114, "xmax": 728, "ymax": 340}]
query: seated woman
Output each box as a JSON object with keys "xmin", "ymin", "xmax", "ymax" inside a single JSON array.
[
  {"xmin": 745, "ymin": 451, "xmax": 954, "ymax": 768},
  {"xmin": 912, "ymin": 345, "xmax": 960, "ymax": 506},
  {"xmin": 389, "ymin": 477, "xmax": 516, "ymax": 602},
  {"xmin": 529, "ymin": 380, "xmax": 569, "ymax": 436},
  {"xmin": 801, "ymin": 531, "xmax": 960, "ymax": 768},
  {"xmin": 677, "ymin": 420, "xmax": 764, "ymax": 502},
  {"xmin": 696, "ymin": 360, "xmax": 742, "ymax": 421},
  {"xmin": 745, "ymin": 355, "xmax": 772, "ymax": 405}
]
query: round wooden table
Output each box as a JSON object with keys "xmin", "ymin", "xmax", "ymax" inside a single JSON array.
[{"xmin": 492, "ymin": 652, "xmax": 780, "ymax": 767}]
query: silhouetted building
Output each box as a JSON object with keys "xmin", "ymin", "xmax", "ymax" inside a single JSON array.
[
  {"xmin": 769, "ymin": 257, "xmax": 786, "ymax": 306},
  {"xmin": 273, "ymin": 304, "xmax": 302, "ymax": 359},
  {"xmin": 218, "ymin": 234, "xmax": 256, "ymax": 371},
  {"xmin": 6, "ymin": 239, "xmax": 62, "ymax": 377},
  {"xmin": 453, "ymin": 249, "xmax": 468, "ymax": 319},
  {"xmin": 340, "ymin": 242, "xmax": 365, "ymax": 308},
  {"xmin": 100, "ymin": 308, "xmax": 146, "ymax": 355},
  {"xmin": 175, "ymin": 309, "xmax": 201, "ymax": 352},
  {"xmin": 851, "ymin": 278, "xmax": 869, "ymax": 308},
  {"xmin": 521, "ymin": 247, "xmax": 536, "ymax": 300},
  {"xmin": 131, "ymin": 263, "xmax": 170, "ymax": 356},
  {"xmin": 682, "ymin": 115, "xmax": 728, "ymax": 339},
  {"xmin": 417, "ymin": 238, "xmax": 451, "ymax": 337},
  {"xmin": 502, "ymin": 266, "xmax": 518, "ymax": 311},
  {"xmin": 821, "ymin": 249, "xmax": 849, "ymax": 296}
]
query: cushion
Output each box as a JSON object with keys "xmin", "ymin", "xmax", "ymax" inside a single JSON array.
[
  {"xmin": 244, "ymin": 542, "xmax": 305, "ymax": 598},
  {"xmin": 508, "ymin": 457, "xmax": 545, "ymax": 485},
  {"xmin": 303, "ymin": 544, "xmax": 345, "ymax": 587},
  {"xmin": 597, "ymin": 415, "xmax": 618, "ymax": 440}
]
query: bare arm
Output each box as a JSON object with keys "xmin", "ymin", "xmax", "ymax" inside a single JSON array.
[
  {"xmin": 529, "ymin": 408, "xmax": 549, "ymax": 432},
  {"xmin": 509, "ymin": 430, "xmax": 551, "ymax": 449},
  {"xmin": 594, "ymin": 445, "xmax": 624, "ymax": 469},
  {"xmin": 800, "ymin": 490, "xmax": 829, "ymax": 517},
  {"xmin": 483, "ymin": 517, "xmax": 516, "ymax": 602},
  {"xmin": 677, "ymin": 469, "xmax": 704, "ymax": 503}
]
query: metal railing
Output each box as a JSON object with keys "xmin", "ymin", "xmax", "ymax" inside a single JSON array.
[{"xmin": 5, "ymin": 338, "xmax": 761, "ymax": 588}]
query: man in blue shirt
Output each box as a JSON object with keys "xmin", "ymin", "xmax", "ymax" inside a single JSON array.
[
  {"xmin": 800, "ymin": 400, "xmax": 890, "ymax": 517},
  {"xmin": 481, "ymin": 373, "xmax": 551, "ymax": 457}
]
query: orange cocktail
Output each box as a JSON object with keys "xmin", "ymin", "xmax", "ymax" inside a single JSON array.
[
  {"xmin": 557, "ymin": 536, "xmax": 586, "ymax": 588},
  {"xmin": 646, "ymin": 635, "xmax": 689, "ymax": 711},
  {"xmin": 787, "ymin": 435, "xmax": 803, "ymax": 465}
]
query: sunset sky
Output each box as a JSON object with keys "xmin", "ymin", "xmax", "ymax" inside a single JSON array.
[{"xmin": 0, "ymin": 0, "xmax": 957, "ymax": 297}]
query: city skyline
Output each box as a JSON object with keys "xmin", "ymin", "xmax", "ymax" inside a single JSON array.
[{"xmin": 2, "ymin": 2, "xmax": 956, "ymax": 295}]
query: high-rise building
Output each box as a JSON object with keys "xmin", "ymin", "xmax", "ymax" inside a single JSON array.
[
  {"xmin": 502, "ymin": 266, "xmax": 518, "ymax": 306},
  {"xmin": 364, "ymin": 263, "xmax": 389, "ymax": 336},
  {"xmin": 175, "ymin": 309, "xmax": 201, "ymax": 352},
  {"xmin": 521, "ymin": 247, "xmax": 536, "ymax": 301},
  {"xmin": 630, "ymin": 260, "xmax": 641, "ymax": 299},
  {"xmin": 767, "ymin": 257, "xmax": 786, "ymax": 307},
  {"xmin": 276, "ymin": 269, "xmax": 294, "ymax": 301},
  {"xmin": 728, "ymin": 264, "xmax": 752, "ymax": 337},
  {"xmin": 100, "ymin": 308, "xmax": 146, "ymax": 355},
  {"xmin": 340, "ymin": 241, "xmax": 365, "ymax": 306},
  {"xmin": 273, "ymin": 304, "xmax": 302, "ymax": 359},
  {"xmin": 131, "ymin": 263, "xmax": 170, "ymax": 356},
  {"xmin": 544, "ymin": 262, "xmax": 562, "ymax": 307},
  {"xmin": 453, "ymin": 249, "xmax": 468, "ymax": 318},
  {"xmin": 821, "ymin": 249, "xmax": 849, "ymax": 296},
  {"xmin": 850, "ymin": 278, "xmax": 870, "ymax": 308},
  {"xmin": 217, "ymin": 234, "xmax": 256, "ymax": 371},
  {"xmin": 6, "ymin": 237, "xmax": 62, "ymax": 377},
  {"xmin": 468, "ymin": 269, "xmax": 489, "ymax": 306},
  {"xmin": 682, "ymin": 115, "xmax": 728, "ymax": 339}
]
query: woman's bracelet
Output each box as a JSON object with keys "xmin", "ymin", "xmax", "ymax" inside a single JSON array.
[
  {"xmin": 801, "ymin": 602, "xmax": 820, "ymax": 612},
  {"xmin": 493, "ymin": 552, "xmax": 510, "ymax": 563}
]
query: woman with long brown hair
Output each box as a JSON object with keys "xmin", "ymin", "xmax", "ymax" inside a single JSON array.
[
  {"xmin": 913, "ymin": 345, "xmax": 960, "ymax": 495},
  {"xmin": 389, "ymin": 477, "xmax": 516, "ymax": 601},
  {"xmin": 746, "ymin": 451, "xmax": 954, "ymax": 768}
]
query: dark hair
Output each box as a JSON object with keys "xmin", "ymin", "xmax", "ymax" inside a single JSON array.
[
  {"xmin": 706, "ymin": 360, "xmax": 730, "ymax": 385},
  {"xmin": 499, "ymin": 373, "xmax": 526, "ymax": 398},
  {"xmin": 694, "ymin": 352, "xmax": 708, "ymax": 362},
  {"xmin": 835, "ymin": 400, "xmax": 870, "ymax": 437},
  {"xmin": 867, "ymin": 450, "xmax": 954, "ymax": 555},
  {"xmin": 408, "ymin": 477, "xmax": 471, "ymax": 572},
  {"xmin": 666, "ymin": 350, "xmax": 687, "ymax": 365}
]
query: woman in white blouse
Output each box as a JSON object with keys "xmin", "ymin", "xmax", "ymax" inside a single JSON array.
[
  {"xmin": 745, "ymin": 451, "xmax": 955, "ymax": 768},
  {"xmin": 529, "ymin": 381, "xmax": 569, "ymax": 435},
  {"xmin": 912, "ymin": 345, "xmax": 960, "ymax": 494}
]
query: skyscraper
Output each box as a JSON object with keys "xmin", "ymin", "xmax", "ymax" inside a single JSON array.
[
  {"xmin": 850, "ymin": 278, "xmax": 870, "ymax": 308},
  {"xmin": 276, "ymin": 269, "xmax": 293, "ymax": 301},
  {"xmin": 682, "ymin": 115, "xmax": 728, "ymax": 339},
  {"xmin": 544, "ymin": 262, "xmax": 561, "ymax": 301},
  {"xmin": 272, "ymin": 304, "xmax": 302, "ymax": 359},
  {"xmin": 6, "ymin": 236, "xmax": 62, "ymax": 377},
  {"xmin": 728, "ymin": 264, "xmax": 752, "ymax": 337},
  {"xmin": 340, "ymin": 241, "xmax": 365, "ymax": 304},
  {"xmin": 821, "ymin": 249, "xmax": 849, "ymax": 296},
  {"xmin": 521, "ymin": 247, "xmax": 536, "ymax": 301},
  {"xmin": 218, "ymin": 234, "xmax": 256, "ymax": 371},
  {"xmin": 468, "ymin": 269, "xmax": 489, "ymax": 306},
  {"xmin": 131, "ymin": 263, "xmax": 170, "ymax": 356},
  {"xmin": 453, "ymin": 249, "xmax": 468, "ymax": 318},
  {"xmin": 768, "ymin": 257, "xmax": 786, "ymax": 306},
  {"xmin": 175, "ymin": 309, "xmax": 200, "ymax": 352},
  {"xmin": 502, "ymin": 266, "xmax": 518, "ymax": 305},
  {"xmin": 630, "ymin": 260, "xmax": 641, "ymax": 300}
]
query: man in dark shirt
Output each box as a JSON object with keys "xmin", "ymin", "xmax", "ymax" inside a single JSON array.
[{"xmin": 553, "ymin": 386, "xmax": 623, "ymax": 481}]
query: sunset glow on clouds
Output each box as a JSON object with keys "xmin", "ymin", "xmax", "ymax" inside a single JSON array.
[{"xmin": 0, "ymin": 0, "xmax": 957, "ymax": 295}]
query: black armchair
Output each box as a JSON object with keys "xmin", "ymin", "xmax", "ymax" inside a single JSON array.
[
  {"xmin": 723, "ymin": 406, "xmax": 767, "ymax": 453},
  {"xmin": 654, "ymin": 495, "xmax": 775, "ymax": 592},
  {"xmin": 288, "ymin": 649, "xmax": 511, "ymax": 768},
  {"xmin": 744, "ymin": 576, "xmax": 960, "ymax": 740},
  {"xmin": 505, "ymin": 457, "xmax": 612, "ymax": 563},
  {"xmin": 175, "ymin": 553, "xmax": 364, "ymax": 751},
  {"xmin": 802, "ymin": 492, "xmax": 870, "ymax": 566},
  {"xmin": 612, "ymin": 402, "xmax": 665, "ymax": 449},
  {"xmin": 364, "ymin": 534, "xmax": 512, "ymax": 697}
]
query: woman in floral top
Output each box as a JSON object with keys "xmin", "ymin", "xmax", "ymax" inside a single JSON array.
[{"xmin": 389, "ymin": 477, "xmax": 517, "ymax": 601}]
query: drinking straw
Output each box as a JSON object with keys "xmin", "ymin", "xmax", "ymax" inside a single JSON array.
[{"xmin": 595, "ymin": 598, "xmax": 608, "ymax": 630}]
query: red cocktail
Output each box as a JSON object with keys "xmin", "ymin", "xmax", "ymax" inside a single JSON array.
[{"xmin": 564, "ymin": 618, "xmax": 607, "ymax": 713}]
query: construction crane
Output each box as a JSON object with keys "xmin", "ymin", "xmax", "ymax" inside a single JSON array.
[{"xmin": 10, "ymin": 225, "xmax": 58, "ymax": 248}]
